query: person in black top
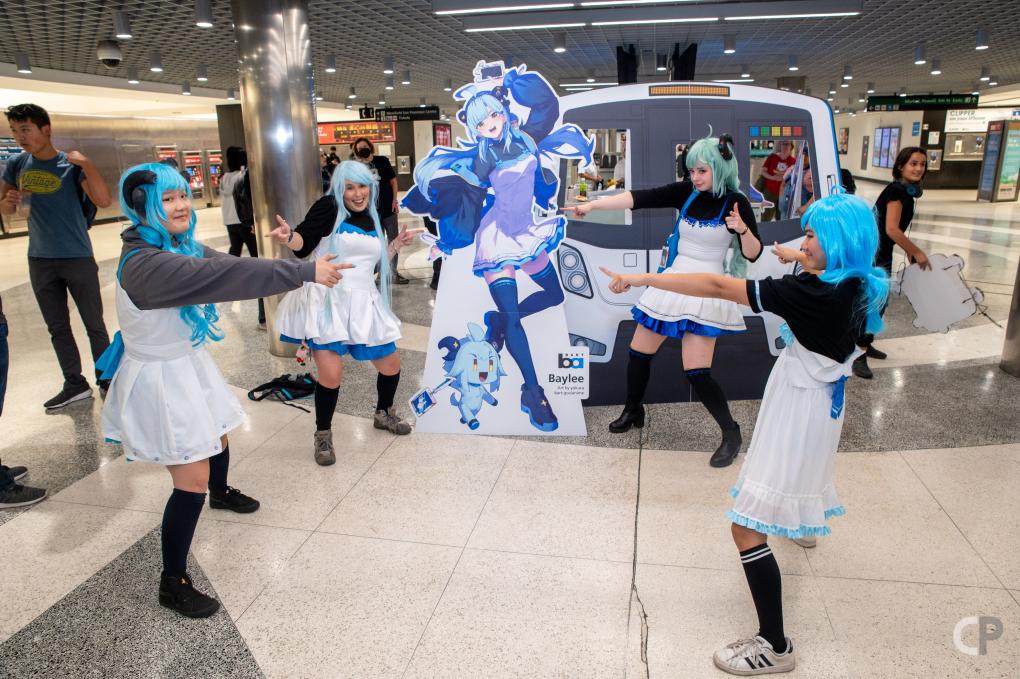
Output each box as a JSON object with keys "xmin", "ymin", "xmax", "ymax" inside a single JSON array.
[
  {"xmin": 350, "ymin": 137, "xmax": 408, "ymax": 284},
  {"xmin": 853, "ymin": 146, "xmax": 927, "ymax": 379},
  {"xmin": 602, "ymin": 192, "xmax": 889, "ymax": 676},
  {"xmin": 565, "ymin": 135, "xmax": 762, "ymax": 467},
  {"xmin": 270, "ymin": 161, "xmax": 419, "ymax": 465}
]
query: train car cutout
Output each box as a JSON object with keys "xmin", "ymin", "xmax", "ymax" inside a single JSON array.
[{"xmin": 553, "ymin": 82, "xmax": 840, "ymax": 406}]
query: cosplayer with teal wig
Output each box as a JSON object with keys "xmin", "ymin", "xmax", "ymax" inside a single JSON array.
[
  {"xmin": 564, "ymin": 131, "xmax": 763, "ymax": 468},
  {"xmin": 600, "ymin": 191, "xmax": 889, "ymax": 675},
  {"xmin": 98, "ymin": 162, "xmax": 335, "ymax": 621},
  {"xmin": 684, "ymin": 134, "xmax": 741, "ymax": 197},
  {"xmin": 271, "ymin": 160, "xmax": 419, "ymax": 463},
  {"xmin": 117, "ymin": 162, "xmax": 222, "ymax": 347},
  {"xmin": 403, "ymin": 61, "xmax": 594, "ymax": 433}
]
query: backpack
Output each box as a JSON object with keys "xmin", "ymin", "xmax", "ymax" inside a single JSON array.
[
  {"xmin": 9, "ymin": 152, "xmax": 97, "ymax": 229},
  {"xmin": 233, "ymin": 168, "xmax": 255, "ymax": 225},
  {"xmin": 247, "ymin": 372, "xmax": 316, "ymax": 411}
]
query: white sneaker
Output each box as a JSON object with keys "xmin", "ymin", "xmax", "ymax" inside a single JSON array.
[
  {"xmin": 792, "ymin": 535, "xmax": 817, "ymax": 548},
  {"xmin": 713, "ymin": 636, "xmax": 795, "ymax": 675}
]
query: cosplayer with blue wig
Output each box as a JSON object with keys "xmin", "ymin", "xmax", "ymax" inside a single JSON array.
[
  {"xmin": 565, "ymin": 133, "xmax": 763, "ymax": 467},
  {"xmin": 271, "ymin": 160, "xmax": 420, "ymax": 463},
  {"xmin": 97, "ymin": 161, "xmax": 346, "ymax": 619},
  {"xmin": 601, "ymin": 191, "xmax": 888, "ymax": 676},
  {"xmin": 403, "ymin": 60, "xmax": 594, "ymax": 432}
]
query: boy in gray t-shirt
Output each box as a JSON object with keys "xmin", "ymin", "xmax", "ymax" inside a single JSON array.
[{"xmin": 0, "ymin": 103, "xmax": 113, "ymax": 410}]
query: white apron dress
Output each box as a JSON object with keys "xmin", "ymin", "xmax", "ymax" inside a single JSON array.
[
  {"xmin": 633, "ymin": 191, "xmax": 746, "ymax": 337},
  {"xmin": 274, "ymin": 222, "xmax": 401, "ymax": 355},
  {"xmin": 727, "ymin": 340, "xmax": 863, "ymax": 538},
  {"xmin": 101, "ymin": 285, "xmax": 245, "ymax": 465}
]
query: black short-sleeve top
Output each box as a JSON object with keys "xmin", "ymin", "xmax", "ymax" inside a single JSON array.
[
  {"xmin": 630, "ymin": 181, "xmax": 761, "ymax": 261},
  {"xmin": 746, "ymin": 272, "xmax": 866, "ymax": 363}
]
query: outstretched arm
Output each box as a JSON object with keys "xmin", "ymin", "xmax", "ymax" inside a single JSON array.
[
  {"xmin": 600, "ymin": 267, "xmax": 750, "ymax": 306},
  {"xmin": 508, "ymin": 70, "xmax": 559, "ymax": 142}
]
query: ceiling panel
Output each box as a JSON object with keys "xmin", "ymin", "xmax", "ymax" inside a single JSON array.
[{"xmin": 0, "ymin": 0, "xmax": 1016, "ymax": 114}]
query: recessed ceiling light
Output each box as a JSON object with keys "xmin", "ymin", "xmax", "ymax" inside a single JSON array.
[
  {"xmin": 725, "ymin": 11, "xmax": 859, "ymax": 20},
  {"xmin": 15, "ymin": 52, "xmax": 32, "ymax": 74},
  {"xmin": 975, "ymin": 29, "xmax": 989, "ymax": 50},
  {"xmin": 435, "ymin": 2, "xmax": 574, "ymax": 14},
  {"xmin": 913, "ymin": 44, "xmax": 926, "ymax": 65},
  {"xmin": 465, "ymin": 22, "xmax": 586, "ymax": 32}
]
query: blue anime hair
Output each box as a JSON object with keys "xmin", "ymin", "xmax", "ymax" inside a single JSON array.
[
  {"xmin": 463, "ymin": 92, "xmax": 535, "ymax": 157},
  {"xmin": 686, "ymin": 135, "xmax": 741, "ymax": 198},
  {"xmin": 327, "ymin": 160, "xmax": 391, "ymax": 308},
  {"xmin": 118, "ymin": 162, "xmax": 223, "ymax": 347},
  {"xmin": 801, "ymin": 192, "xmax": 889, "ymax": 335}
]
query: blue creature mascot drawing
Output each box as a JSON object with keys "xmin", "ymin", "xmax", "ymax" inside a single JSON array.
[
  {"xmin": 438, "ymin": 323, "xmax": 506, "ymax": 430},
  {"xmin": 403, "ymin": 60, "xmax": 593, "ymax": 432}
]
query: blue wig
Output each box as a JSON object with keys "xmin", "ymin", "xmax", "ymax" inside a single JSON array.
[
  {"xmin": 463, "ymin": 93, "xmax": 536, "ymax": 158},
  {"xmin": 118, "ymin": 162, "xmax": 223, "ymax": 347},
  {"xmin": 327, "ymin": 160, "xmax": 391, "ymax": 308},
  {"xmin": 801, "ymin": 192, "xmax": 889, "ymax": 335}
]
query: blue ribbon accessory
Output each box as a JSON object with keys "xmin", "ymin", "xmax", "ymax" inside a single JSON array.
[
  {"xmin": 830, "ymin": 374, "xmax": 848, "ymax": 419},
  {"xmin": 96, "ymin": 331, "xmax": 125, "ymax": 381}
]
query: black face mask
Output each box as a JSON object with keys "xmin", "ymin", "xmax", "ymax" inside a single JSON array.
[{"xmin": 355, "ymin": 147, "xmax": 371, "ymax": 159}]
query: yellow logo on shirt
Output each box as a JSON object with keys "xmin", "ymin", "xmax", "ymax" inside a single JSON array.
[{"xmin": 19, "ymin": 169, "xmax": 62, "ymax": 194}]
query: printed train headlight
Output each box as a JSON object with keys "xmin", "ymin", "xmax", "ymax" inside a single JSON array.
[
  {"xmin": 569, "ymin": 333, "xmax": 607, "ymax": 357},
  {"xmin": 557, "ymin": 244, "xmax": 592, "ymax": 299}
]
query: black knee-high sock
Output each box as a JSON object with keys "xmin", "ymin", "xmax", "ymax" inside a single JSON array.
[
  {"xmin": 626, "ymin": 348, "xmax": 654, "ymax": 407},
  {"xmin": 740, "ymin": 544, "xmax": 787, "ymax": 653},
  {"xmin": 208, "ymin": 447, "xmax": 229, "ymax": 493},
  {"xmin": 518, "ymin": 263, "xmax": 564, "ymax": 318},
  {"xmin": 314, "ymin": 381, "xmax": 340, "ymax": 431},
  {"xmin": 489, "ymin": 278, "xmax": 539, "ymax": 389},
  {"xmin": 376, "ymin": 371, "xmax": 400, "ymax": 411},
  {"xmin": 161, "ymin": 488, "xmax": 206, "ymax": 578},
  {"xmin": 685, "ymin": 368, "xmax": 737, "ymax": 431}
]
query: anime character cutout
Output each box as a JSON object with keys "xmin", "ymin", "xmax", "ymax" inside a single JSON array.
[
  {"xmin": 437, "ymin": 322, "xmax": 506, "ymax": 430},
  {"xmin": 403, "ymin": 59, "xmax": 593, "ymax": 432}
]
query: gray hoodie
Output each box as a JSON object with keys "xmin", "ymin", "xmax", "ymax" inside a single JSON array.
[{"xmin": 118, "ymin": 227, "xmax": 314, "ymax": 310}]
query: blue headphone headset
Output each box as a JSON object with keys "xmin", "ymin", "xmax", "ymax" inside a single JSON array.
[{"xmin": 899, "ymin": 179, "xmax": 923, "ymax": 198}]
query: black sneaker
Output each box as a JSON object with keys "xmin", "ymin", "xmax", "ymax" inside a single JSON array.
[
  {"xmin": 394, "ymin": 273, "xmax": 410, "ymax": 285},
  {"xmin": 0, "ymin": 464, "xmax": 28, "ymax": 482},
  {"xmin": 44, "ymin": 384, "xmax": 92, "ymax": 410},
  {"xmin": 709, "ymin": 425, "xmax": 742, "ymax": 468},
  {"xmin": 209, "ymin": 486, "xmax": 260, "ymax": 513},
  {"xmin": 0, "ymin": 482, "xmax": 47, "ymax": 509},
  {"xmin": 520, "ymin": 384, "xmax": 558, "ymax": 432},
  {"xmin": 158, "ymin": 573, "xmax": 220, "ymax": 618},
  {"xmin": 865, "ymin": 345, "xmax": 887, "ymax": 360},
  {"xmin": 852, "ymin": 355, "xmax": 873, "ymax": 379}
]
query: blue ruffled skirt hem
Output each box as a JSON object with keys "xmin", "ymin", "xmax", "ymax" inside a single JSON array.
[
  {"xmin": 280, "ymin": 334, "xmax": 396, "ymax": 361},
  {"xmin": 631, "ymin": 308, "xmax": 743, "ymax": 338}
]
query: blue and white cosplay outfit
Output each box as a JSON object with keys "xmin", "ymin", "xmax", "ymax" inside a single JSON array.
[
  {"xmin": 630, "ymin": 185, "xmax": 761, "ymax": 337},
  {"xmin": 275, "ymin": 206, "xmax": 400, "ymax": 360},
  {"xmin": 733, "ymin": 273, "xmax": 868, "ymax": 538}
]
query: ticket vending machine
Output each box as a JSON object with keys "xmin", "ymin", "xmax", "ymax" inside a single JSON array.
[
  {"xmin": 155, "ymin": 145, "xmax": 179, "ymax": 166},
  {"xmin": 182, "ymin": 150, "xmax": 205, "ymax": 204},
  {"xmin": 207, "ymin": 149, "xmax": 223, "ymax": 207}
]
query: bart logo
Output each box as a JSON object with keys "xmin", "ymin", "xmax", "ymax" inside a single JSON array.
[{"xmin": 558, "ymin": 352, "xmax": 585, "ymax": 369}]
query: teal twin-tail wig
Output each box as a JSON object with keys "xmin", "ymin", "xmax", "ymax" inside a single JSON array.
[
  {"xmin": 327, "ymin": 160, "xmax": 391, "ymax": 310},
  {"xmin": 801, "ymin": 191, "xmax": 890, "ymax": 335},
  {"xmin": 685, "ymin": 134, "xmax": 741, "ymax": 198},
  {"xmin": 118, "ymin": 162, "xmax": 223, "ymax": 347}
]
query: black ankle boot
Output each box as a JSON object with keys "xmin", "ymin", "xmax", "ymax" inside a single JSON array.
[
  {"xmin": 709, "ymin": 424, "xmax": 741, "ymax": 468},
  {"xmin": 852, "ymin": 355, "xmax": 873, "ymax": 379},
  {"xmin": 159, "ymin": 573, "xmax": 220, "ymax": 618},
  {"xmin": 609, "ymin": 404, "xmax": 645, "ymax": 433}
]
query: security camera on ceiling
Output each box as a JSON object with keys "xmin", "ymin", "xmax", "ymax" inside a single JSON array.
[{"xmin": 97, "ymin": 40, "xmax": 123, "ymax": 68}]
